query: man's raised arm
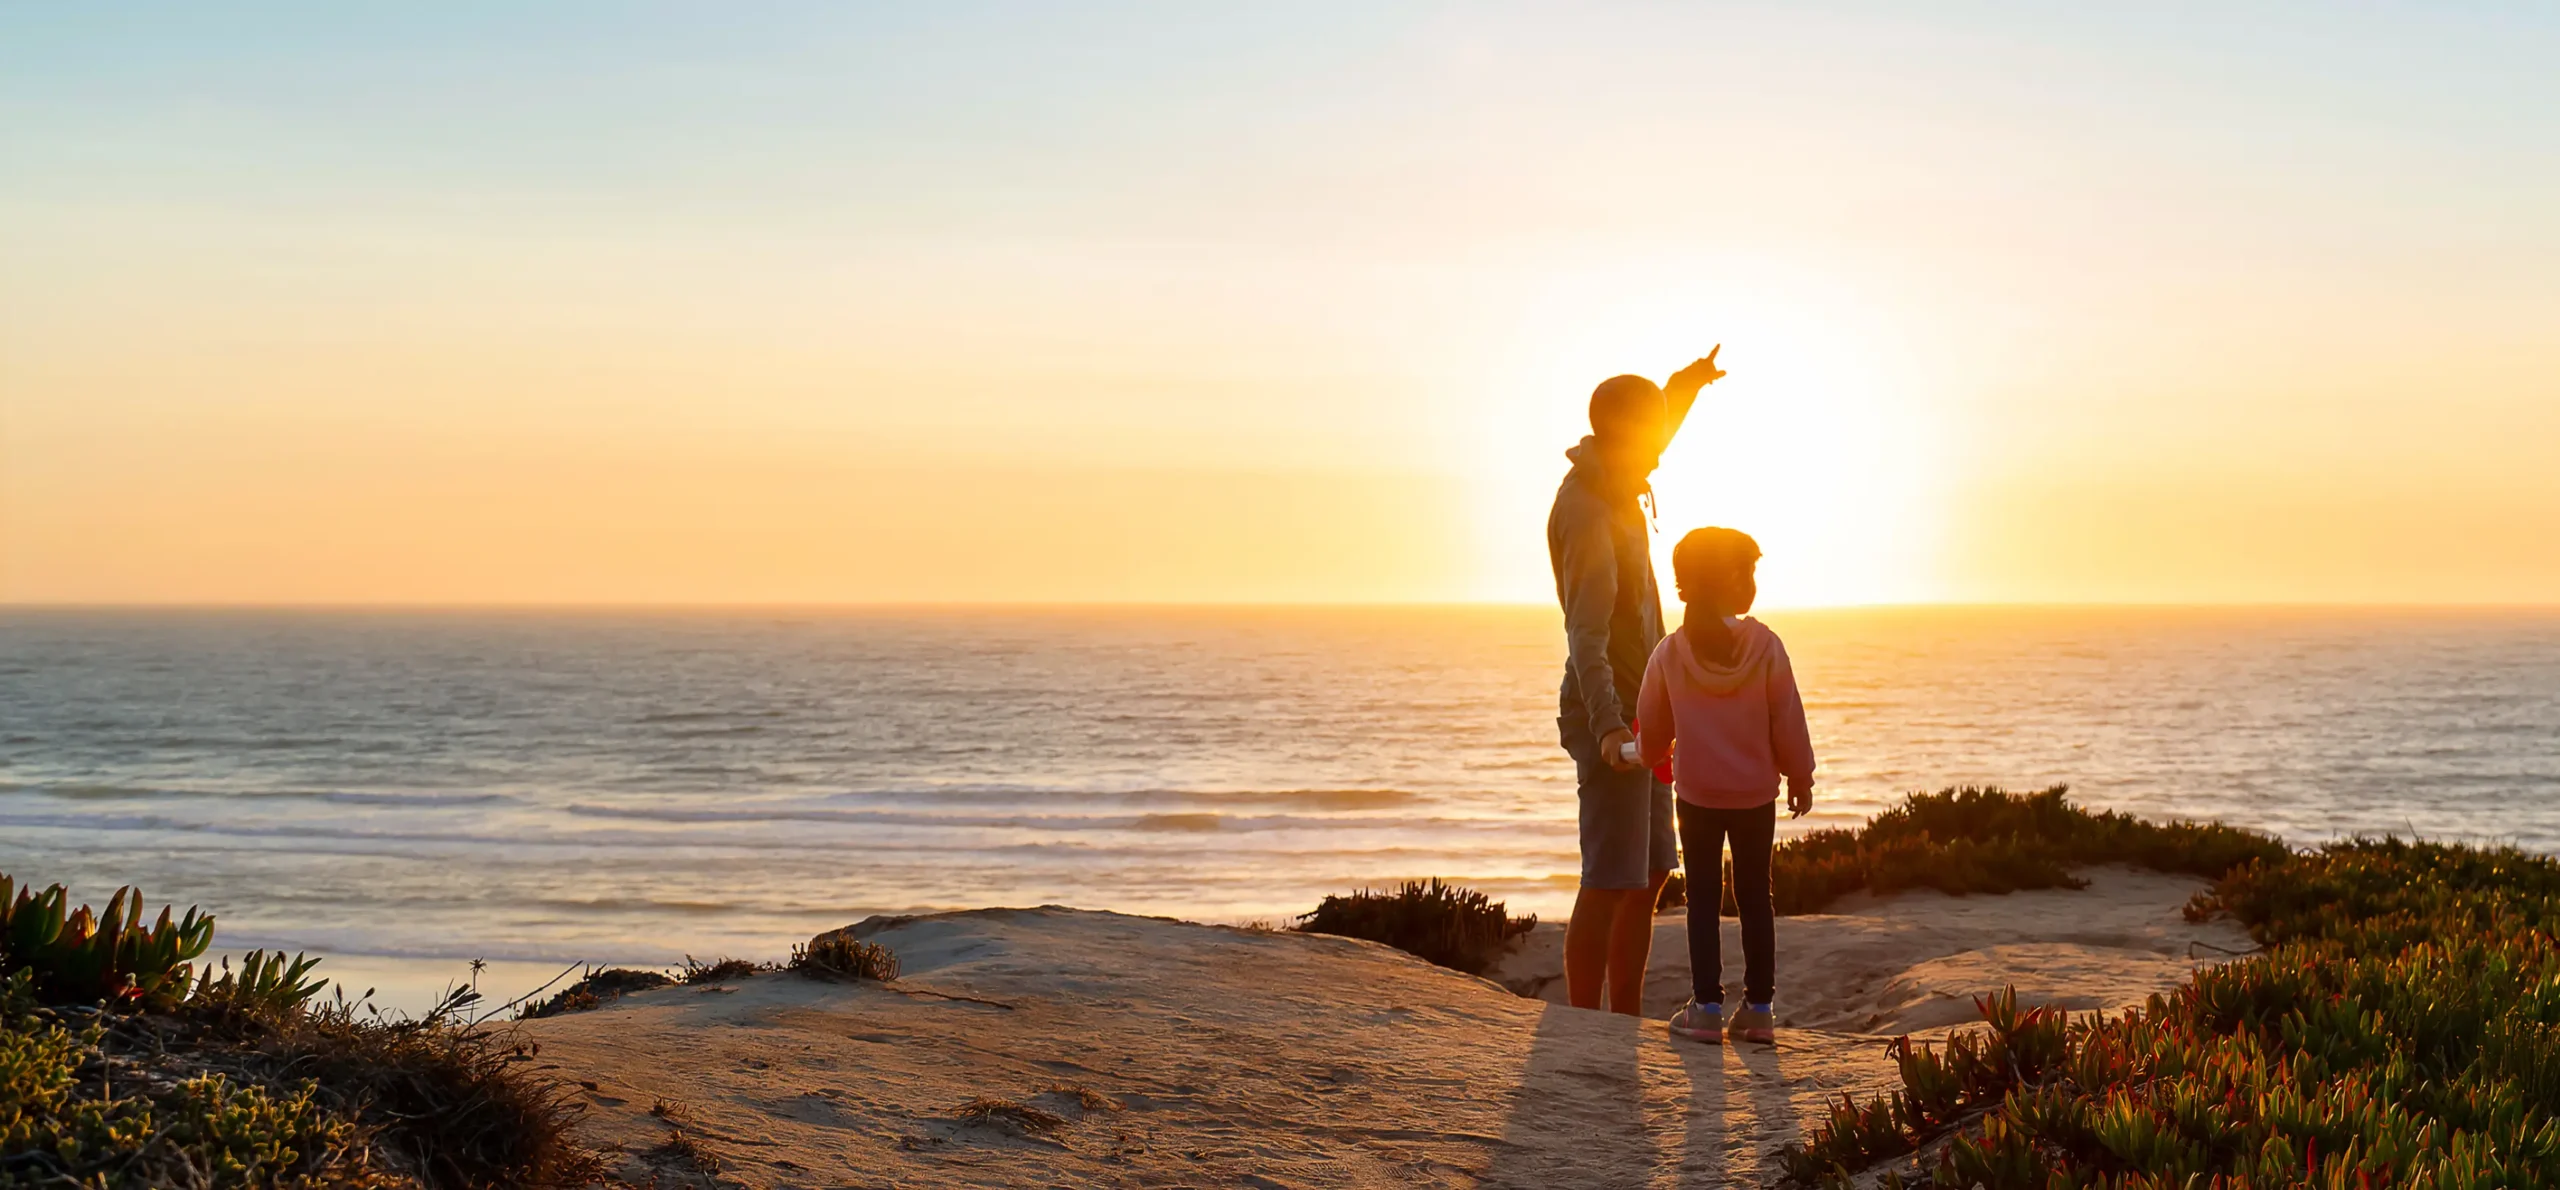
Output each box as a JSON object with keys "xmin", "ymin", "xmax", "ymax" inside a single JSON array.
[{"xmin": 1660, "ymin": 345, "xmax": 1726, "ymax": 441}]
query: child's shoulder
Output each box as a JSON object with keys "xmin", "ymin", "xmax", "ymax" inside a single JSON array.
[{"xmin": 1739, "ymin": 615, "xmax": 1792, "ymax": 650}]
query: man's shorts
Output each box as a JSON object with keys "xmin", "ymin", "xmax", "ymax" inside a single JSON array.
[{"xmin": 1560, "ymin": 715, "xmax": 1679, "ymax": 890}]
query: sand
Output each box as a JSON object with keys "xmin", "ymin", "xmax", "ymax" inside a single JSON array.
[
  {"xmin": 1492, "ymin": 865, "xmax": 2256, "ymax": 1033},
  {"xmin": 519, "ymin": 867, "xmax": 2252, "ymax": 1188}
]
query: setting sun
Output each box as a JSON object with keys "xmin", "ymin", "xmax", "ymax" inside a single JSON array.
[
  {"xmin": 5, "ymin": 8, "xmax": 2559, "ymax": 1184},
  {"xmin": 1461, "ymin": 263, "xmax": 1942, "ymax": 608},
  {"xmin": 4, "ymin": 4, "xmax": 2553, "ymax": 609}
]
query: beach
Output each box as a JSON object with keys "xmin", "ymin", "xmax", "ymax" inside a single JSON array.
[
  {"xmin": 4, "ymin": 608, "xmax": 2553, "ymax": 1184},
  {"xmin": 7, "ymin": 606, "xmax": 2552, "ymax": 1183},
  {"xmin": 9, "ymin": 6, "xmax": 2552, "ymax": 1183},
  {"xmin": 519, "ymin": 866, "xmax": 2244, "ymax": 1188}
]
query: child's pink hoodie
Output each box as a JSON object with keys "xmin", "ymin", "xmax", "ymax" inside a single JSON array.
[{"xmin": 1634, "ymin": 615, "xmax": 1816, "ymax": 808}]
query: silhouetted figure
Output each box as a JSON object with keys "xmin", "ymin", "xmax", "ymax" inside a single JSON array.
[
  {"xmin": 1640, "ymin": 527, "xmax": 1816, "ymax": 1046},
  {"xmin": 1547, "ymin": 347, "xmax": 1725, "ymax": 1015}
]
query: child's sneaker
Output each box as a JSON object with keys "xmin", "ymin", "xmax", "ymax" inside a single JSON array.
[
  {"xmin": 1667, "ymin": 998, "xmax": 1724, "ymax": 1043},
  {"xmin": 1727, "ymin": 1002, "xmax": 1776, "ymax": 1044}
]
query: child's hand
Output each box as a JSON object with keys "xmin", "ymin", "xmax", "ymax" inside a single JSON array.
[{"xmin": 1786, "ymin": 778, "xmax": 1813, "ymax": 819}]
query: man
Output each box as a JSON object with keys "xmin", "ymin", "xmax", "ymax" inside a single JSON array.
[{"xmin": 1547, "ymin": 346, "xmax": 1726, "ymax": 1015}]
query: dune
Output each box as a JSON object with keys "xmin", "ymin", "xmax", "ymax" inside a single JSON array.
[
  {"xmin": 1493, "ymin": 865, "xmax": 2254, "ymax": 1033},
  {"xmin": 520, "ymin": 867, "xmax": 2249, "ymax": 1188}
]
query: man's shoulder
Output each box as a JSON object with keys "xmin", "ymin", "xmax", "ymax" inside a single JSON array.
[{"xmin": 1548, "ymin": 471, "xmax": 1611, "ymax": 530}]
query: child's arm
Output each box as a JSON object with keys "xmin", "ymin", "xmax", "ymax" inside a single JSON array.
[
  {"xmin": 1635, "ymin": 643, "xmax": 1676, "ymax": 771},
  {"xmin": 1768, "ymin": 640, "xmax": 1816, "ymax": 817}
]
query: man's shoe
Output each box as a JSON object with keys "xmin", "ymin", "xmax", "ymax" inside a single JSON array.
[
  {"xmin": 1727, "ymin": 1002, "xmax": 1776, "ymax": 1044},
  {"xmin": 1668, "ymin": 998, "xmax": 1724, "ymax": 1043}
]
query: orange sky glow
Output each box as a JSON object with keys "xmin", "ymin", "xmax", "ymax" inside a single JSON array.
[{"xmin": 5, "ymin": 6, "xmax": 2555, "ymax": 607}]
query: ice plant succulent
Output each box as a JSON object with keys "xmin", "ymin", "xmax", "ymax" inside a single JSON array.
[
  {"xmin": 1, "ymin": 869, "xmax": 603, "ymax": 1185},
  {"xmin": 1779, "ymin": 838, "xmax": 2560, "ymax": 1188},
  {"xmin": 1, "ymin": 876, "xmax": 216, "ymax": 1008}
]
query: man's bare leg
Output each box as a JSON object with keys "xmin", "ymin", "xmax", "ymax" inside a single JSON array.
[
  {"xmin": 1563, "ymin": 886, "xmax": 1619, "ymax": 1010},
  {"xmin": 1605, "ymin": 873, "xmax": 1671, "ymax": 1016},
  {"xmin": 1566, "ymin": 878, "xmax": 1670, "ymax": 1014}
]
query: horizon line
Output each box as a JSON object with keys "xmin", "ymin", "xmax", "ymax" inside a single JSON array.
[{"xmin": 5, "ymin": 599, "xmax": 2557, "ymax": 613}]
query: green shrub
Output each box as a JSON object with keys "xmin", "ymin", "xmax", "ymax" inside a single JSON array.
[
  {"xmin": 1657, "ymin": 869, "xmax": 1691, "ymax": 912},
  {"xmin": 1779, "ymin": 837, "xmax": 2560, "ymax": 1188},
  {"xmin": 195, "ymin": 990, "xmax": 603, "ymax": 1188},
  {"xmin": 0, "ymin": 870, "xmax": 603, "ymax": 1187},
  {"xmin": 0, "ymin": 968, "xmax": 369, "ymax": 1188},
  {"xmin": 1295, "ymin": 878, "xmax": 1537, "ymax": 975},
  {"xmin": 792, "ymin": 933, "xmax": 899, "ymax": 982},
  {"xmin": 679, "ymin": 955, "xmax": 766, "ymax": 984},
  {"xmin": 1656, "ymin": 788, "xmax": 2282, "ymax": 919},
  {"xmin": 1767, "ymin": 786, "xmax": 2285, "ymax": 914},
  {"xmin": 518, "ymin": 966, "xmax": 676, "ymax": 1019}
]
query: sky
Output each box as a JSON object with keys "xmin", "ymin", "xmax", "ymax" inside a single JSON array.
[{"xmin": 4, "ymin": 2, "xmax": 2556, "ymax": 606}]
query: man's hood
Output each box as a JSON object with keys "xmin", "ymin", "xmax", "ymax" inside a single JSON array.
[
  {"xmin": 1565, "ymin": 435, "xmax": 1601, "ymax": 472},
  {"xmin": 1669, "ymin": 615, "xmax": 1778, "ymax": 696},
  {"xmin": 1565, "ymin": 436, "xmax": 1643, "ymax": 500}
]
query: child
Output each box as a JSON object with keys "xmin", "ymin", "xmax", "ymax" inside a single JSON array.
[{"xmin": 1635, "ymin": 527, "xmax": 1815, "ymax": 1044}]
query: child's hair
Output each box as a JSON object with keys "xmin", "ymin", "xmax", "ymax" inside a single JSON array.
[{"xmin": 1671, "ymin": 527, "xmax": 1761, "ymax": 604}]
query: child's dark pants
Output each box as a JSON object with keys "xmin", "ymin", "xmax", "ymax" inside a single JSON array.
[{"xmin": 1676, "ymin": 798, "xmax": 1776, "ymax": 1005}]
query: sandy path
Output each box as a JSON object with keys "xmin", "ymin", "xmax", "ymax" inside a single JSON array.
[
  {"xmin": 524, "ymin": 911, "xmax": 1898, "ymax": 1188},
  {"xmin": 521, "ymin": 868, "xmax": 2248, "ymax": 1188},
  {"xmin": 1493, "ymin": 866, "xmax": 2254, "ymax": 1032}
]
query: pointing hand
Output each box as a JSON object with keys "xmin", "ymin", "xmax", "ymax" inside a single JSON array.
[{"xmin": 1669, "ymin": 345, "xmax": 1726, "ymax": 392}]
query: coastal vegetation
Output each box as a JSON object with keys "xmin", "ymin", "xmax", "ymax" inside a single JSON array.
[
  {"xmin": 1781, "ymin": 835, "xmax": 2560, "ymax": 1187},
  {"xmin": 1660, "ymin": 785, "xmax": 2285, "ymax": 916},
  {"xmin": 21, "ymin": 789, "xmax": 2553, "ymax": 1187},
  {"xmin": 520, "ymin": 953, "xmax": 789, "ymax": 1019},
  {"xmin": 518, "ymin": 966, "xmax": 674, "ymax": 1019},
  {"xmin": 1769, "ymin": 785, "xmax": 2284, "ymax": 913},
  {"xmin": 1306, "ymin": 787, "xmax": 2275, "ymax": 974},
  {"xmin": 791, "ymin": 933, "xmax": 901, "ymax": 983},
  {"xmin": 1294, "ymin": 878, "xmax": 1538, "ymax": 975},
  {"xmin": 0, "ymin": 873, "xmax": 597, "ymax": 1188}
]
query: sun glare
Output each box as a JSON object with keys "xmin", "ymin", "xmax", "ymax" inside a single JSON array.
[{"xmin": 1468, "ymin": 261, "xmax": 1945, "ymax": 609}]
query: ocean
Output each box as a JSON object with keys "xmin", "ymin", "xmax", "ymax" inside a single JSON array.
[{"xmin": 4, "ymin": 607, "xmax": 2556, "ymax": 1008}]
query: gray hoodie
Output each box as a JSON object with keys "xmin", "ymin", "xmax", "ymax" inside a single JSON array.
[{"xmin": 1547, "ymin": 436, "xmax": 1665, "ymax": 742}]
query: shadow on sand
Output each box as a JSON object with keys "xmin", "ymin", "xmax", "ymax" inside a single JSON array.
[
  {"xmin": 1484, "ymin": 1001, "xmax": 1663, "ymax": 1187},
  {"xmin": 1672, "ymin": 1030, "xmax": 1797, "ymax": 1187},
  {"xmin": 1484, "ymin": 1000, "xmax": 1803, "ymax": 1188}
]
